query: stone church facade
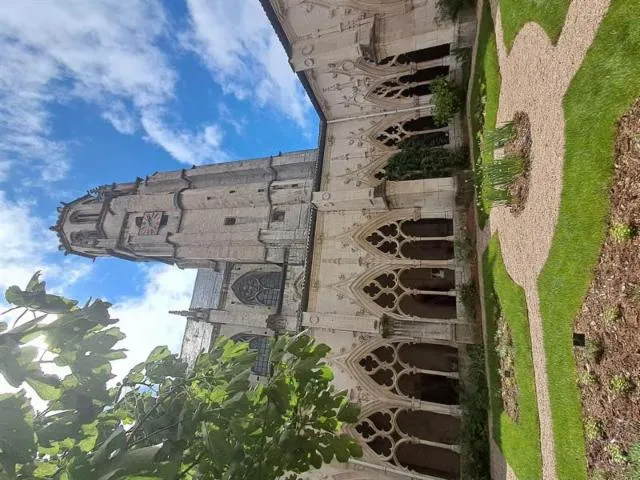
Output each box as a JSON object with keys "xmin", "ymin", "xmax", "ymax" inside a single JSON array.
[{"xmin": 52, "ymin": 2, "xmax": 476, "ymax": 478}]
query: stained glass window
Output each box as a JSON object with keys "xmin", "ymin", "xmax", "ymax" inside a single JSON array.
[
  {"xmin": 232, "ymin": 271, "xmax": 282, "ymax": 307},
  {"xmin": 231, "ymin": 334, "xmax": 271, "ymax": 377}
]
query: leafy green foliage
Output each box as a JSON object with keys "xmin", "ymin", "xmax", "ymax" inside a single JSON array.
[
  {"xmin": 459, "ymin": 345, "xmax": 491, "ymax": 480},
  {"xmin": 607, "ymin": 443, "xmax": 628, "ymax": 465},
  {"xmin": 585, "ymin": 339, "xmax": 604, "ymax": 364},
  {"xmin": 480, "ymin": 155, "xmax": 525, "ymax": 207},
  {"xmin": 470, "ymin": 2, "xmax": 501, "ymax": 228},
  {"xmin": 454, "ymin": 236, "xmax": 474, "ymax": 263},
  {"xmin": 603, "ymin": 305, "xmax": 621, "ymax": 325},
  {"xmin": 384, "ymin": 145, "xmax": 468, "ymax": 181},
  {"xmin": 583, "ymin": 418, "xmax": 602, "ymax": 442},
  {"xmin": 459, "ymin": 283, "xmax": 478, "ymax": 321},
  {"xmin": 610, "ymin": 222, "xmax": 636, "ymax": 243},
  {"xmin": 608, "ymin": 375, "xmax": 634, "ymax": 397},
  {"xmin": 577, "ymin": 370, "xmax": 597, "ymax": 387},
  {"xmin": 0, "ymin": 273, "xmax": 361, "ymax": 480},
  {"xmin": 484, "ymin": 123, "xmax": 516, "ymax": 148},
  {"xmin": 430, "ymin": 76, "xmax": 463, "ymax": 126}
]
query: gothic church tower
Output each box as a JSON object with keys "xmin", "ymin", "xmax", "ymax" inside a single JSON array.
[{"xmin": 51, "ymin": 149, "xmax": 318, "ymax": 268}]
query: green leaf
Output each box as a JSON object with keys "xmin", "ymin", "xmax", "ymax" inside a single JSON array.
[
  {"xmin": 204, "ymin": 427, "xmax": 232, "ymax": 465},
  {"xmin": 25, "ymin": 272, "xmax": 45, "ymax": 293},
  {"xmin": 332, "ymin": 435, "xmax": 351, "ymax": 463},
  {"xmin": 5, "ymin": 286, "xmax": 25, "ymax": 306},
  {"xmin": 33, "ymin": 461, "xmax": 58, "ymax": 477},
  {"xmin": 146, "ymin": 346, "xmax": 170, "ymax": 364},
  {"xmin": 90, "ymin": 428, "xmax": 126, "ymax": 467},
  {"xmin": 25, "ymin": 372, "xmax": 62, "ymax": 401},
  {"xmin": 336, "ymin": 402, "xmax": 360, "ymax": 424},
  {"xmin": 347, "ymin": 440, "xmax": 363, "ymax": 458},
  {"xmin": 0, "ymin": 392, "xmax": 36, "ymax": 472}
]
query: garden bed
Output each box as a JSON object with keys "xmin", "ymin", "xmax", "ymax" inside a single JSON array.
[
  {"xmin": 494, "ymin": 318, "xmax": 519, "ymax": 422},
  {"xmin": 574, "ymin": 99, "xmax": 640, "ymax": 477},
  {"xmin": 505, "ymin": 111, "xmax": 531, "ymax": 215}
]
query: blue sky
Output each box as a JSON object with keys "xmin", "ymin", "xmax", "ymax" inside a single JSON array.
[{"xmin": 0, "ymin": 0, "xmax": 318, "ymax": 378}]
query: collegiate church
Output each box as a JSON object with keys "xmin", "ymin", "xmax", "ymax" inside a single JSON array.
[{"xmin": 52, "ymin": 1, "xmax": 476, "ymax": 478}]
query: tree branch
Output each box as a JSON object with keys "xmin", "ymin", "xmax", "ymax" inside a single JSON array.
[
  {"xmin": 126, "ymin": 386, "xmax": 183, "ymax": 444},
  {"xmin": 11, "ymin": 308, "xmax": 28, "ymax": 328},
  {"xmin": 177, "ymin": 455, "xmax": 203, "ymax": 479}
]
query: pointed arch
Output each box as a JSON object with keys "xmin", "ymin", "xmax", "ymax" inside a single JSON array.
[
  {"xmin": 353, "ymin": 407, "xmax": 461, "ymax": 479},
  {"xmin": 355, "ymin": 341, "xmax": 459, "ymax": 404},
  {"xmin": 364, "ymin": 65, "xmax": 451, "ymax": 109},
  {"xmin": 231, "ymin": 271, "xmax": 282, "ymax": 307},
  {"xmin": 353, "ymin": 211, "xmax": 455, "ymax": 262}
]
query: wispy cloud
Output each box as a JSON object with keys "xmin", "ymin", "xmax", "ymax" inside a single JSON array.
[
  {"xmin": 0, "ymin": 0, "xmax": 228, "ymax": 178},
  {"xmin": 110, "ymin": 264, "xmax": 196, "ymax": 379},
  {"xmin": 141, "ymin": 110, "xmax": 228, "ymax": 165},
  {"xmin": 182, "ymin": 0, "xmax": 313, "ymax": 129},
  {"xmin": 0, "ymin": 191, "xmax": 91, "ymax": 297}
]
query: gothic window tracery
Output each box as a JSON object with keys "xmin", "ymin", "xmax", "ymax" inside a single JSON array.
[
  {"xmin": 357, "ymin": 342, "xmax": 459, "ymax": 404},
  {"xmin": 69, "ymin": 230, "xmax": 100, "ymax": 247},
  {"xmin": 376, "ymin": 44, "xmax": 452, "ymax": 67},
  {"xmin": 355, "ymin": 407, "xmax": 460, "ymax": 479},
  {"xmin": 369, "ymin": 65, "xmax": 450, "ymax": 101},
  {"xmin": 365, "ymin": 218, "xmax": 454, "ymax": 260},
  {"xmin": 232, "ymin": 271, "xmax": 282, "ymax": 307},
  {"xmin": 231, "ymin": 334, "xmax": 271, "ymax": 377},
  {"xmin": 375, "ymin": 115, "xmax": 446, "ymax": 148},
  {"xmin": 362, "ymin": 268, "xmax": 457, "ymax": 319}
]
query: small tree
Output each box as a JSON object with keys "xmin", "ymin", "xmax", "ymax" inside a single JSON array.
[
  {"xmin": 0, "ymin": 273, "xmax": 362, "ymax": 480},
  {"xmin": 430, "ymin": 76, "xmax": 463, "ymax": 126},
  {"xmin": 385, "ymin": 146, "xmax": 469, "ymax": 181}
]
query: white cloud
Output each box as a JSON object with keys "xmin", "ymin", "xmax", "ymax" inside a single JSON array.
[
  {"xmin": 183, "ymin": 0, "xmax": 313, "ymax": 128},
  {"xmin": 102, "ymin": 102, "xmax": 137, "ymax": 135},
  {"xmin": 0, "ymin": 191, "xmax": 91, "ymax": 294},
  {"xmin": 110, "ymin": 264, "xmax": 196, "ymax": 380},
  {"xmin": 141, "ymin": 111, "xmax": 228, "ymax": 165},
  {"xmin": 0, "ymin": 0, "xmax": 228, "ymax": 177}
]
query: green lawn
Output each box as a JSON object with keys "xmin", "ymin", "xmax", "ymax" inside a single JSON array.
[
  {"xmin": 483, "ymin": 237, "xmax": 542, "ymax": 480},
  {"xmin": 469, "ymin": 0, "xmax": 501, "ymax": 228},
  {"xmin": 537, "ymin": 1, "xmax": 640, "ymax": 478},
  {"xmin": 498, "ymin": 0, "xmax": 571, "ymax": 51}
]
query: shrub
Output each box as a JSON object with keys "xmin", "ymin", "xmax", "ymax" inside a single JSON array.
[
  {"xmin": 607, "ymin": 443, "xmax": 628, "ymax": 465},
  {"xmin": 481, "ymin": 155, "xmax": 525, "ymax": 206},
  {"xmin": 585, "ymin": 338, "xmax": 604, "ymax": 363},
  {"xmin": 459, "ymin": 344, "xmax": 491, "ymax": 480},
  {"xmin": 454, "ymin": 236, "xmax": 474, "ymax": 262},
  {"xmin": 610, "ymin": 222, "xmax": 636, "ymax": 242},
  {"xmin": 485, "ymin": 122, "xmax": 516, "ymax": 148},
  {"xmin": 430, "ymin": 76, "xmax": 463, "ymax": 126},
  {"xmin": 603, "ymin": 305, "xmax": 621, "ymax": 325},
  {"xmin": 385, "ymin": 146, "xmax": 469, "ymax": 181},
  {"xmin": 584, "ymin": 417, "xmax": 603, "ymax": 441},
  {"xmin": 460, "ymin": 282, "xmax": 478, "ymax": 320},
  {"xmin": 578, "ymin": 370, "xmax": 597, "ymax": 387},
  {"xmin": 609, "ymin": 375, "xmax": 634, "ymax": 396}
]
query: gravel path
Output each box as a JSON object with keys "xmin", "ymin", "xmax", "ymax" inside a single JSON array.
[{"xmin": 488, "ymin": 1, "xmax": 611, "ymax": 478}]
